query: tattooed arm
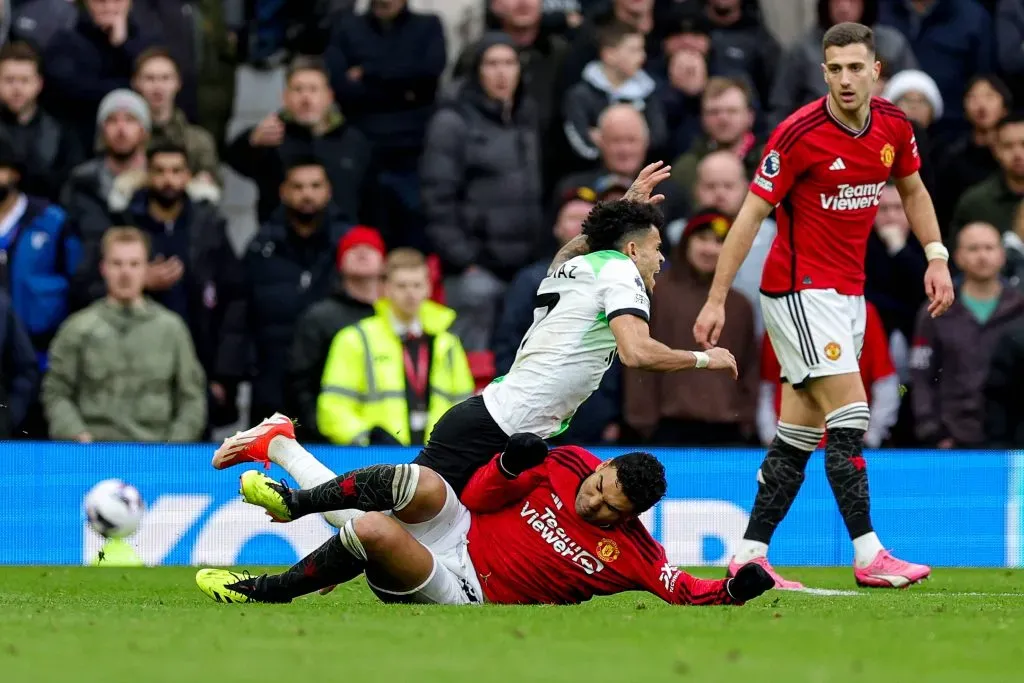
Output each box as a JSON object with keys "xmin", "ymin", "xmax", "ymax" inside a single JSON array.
[{"xmin": 548, "ymin": 235, "xmax": 590, "ymax": 275}]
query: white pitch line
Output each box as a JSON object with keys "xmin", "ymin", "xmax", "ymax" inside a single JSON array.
[
  {"xmin": 790, "ymin": 588, "xmax": 865, "ymax": 596},
  {"xmin": 784, "ymin": 589, "xmax": 1024, "ymax": 598}
]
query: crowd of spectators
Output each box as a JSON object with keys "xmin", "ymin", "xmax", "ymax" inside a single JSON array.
[{"xmin": 0, "ymin": 0, "xmax": 1023, "ymax": 450}]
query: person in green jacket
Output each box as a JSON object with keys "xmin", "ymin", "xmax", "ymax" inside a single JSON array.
[
  {"xmin": 949, "ymin": 114, "xmax": 1024, "ymax": 241},
  {"xmin": 318, "ymin": 247, "xmax": 474, "ymax": 446},
  {"xmin": 42, "ymin": 226, "xmax": 206, "ymax": 443}
]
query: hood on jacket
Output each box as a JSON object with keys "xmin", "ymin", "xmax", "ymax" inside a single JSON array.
[
  {"xmin": 817, "ymin": 0, "xmax": 878, "ymax": 31},
  {"xmin": 459, "ymin": 32, "xmax": 531, "ymax": 121},
  {"xmin": 373, "ymin": 298, "xmax": 457, "ymax": 336},
  {"xmin": 581, "ymin": 61, "xmax": 656, "ymax": 100}
]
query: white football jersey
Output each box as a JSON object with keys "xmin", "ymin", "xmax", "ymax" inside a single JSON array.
[{"xmin": 482, "ymin": 250, "xmax": 650, "ymax": 437}]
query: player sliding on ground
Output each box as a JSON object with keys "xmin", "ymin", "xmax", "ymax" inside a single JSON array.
[
  {"xmin": 693, "ymin": 22, "xmax": 955, "ymax": 590},
  {"xmin": 196, "ymin": 421, "xmax": 774, "ymax": 606},
  {"xmin": 214, "ymin": 163, "xmax": 739, "ymax": 521}
]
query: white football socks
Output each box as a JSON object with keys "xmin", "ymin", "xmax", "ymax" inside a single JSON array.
[
  {"xmin": 733, "ymin": 540, "xmax": 769, "ymax": 564},
  {"xmin": 852, "ymin": 532, "xmax": 884, "ymax": 568},
  {"xmin": 268, "ymin": 435, "xmax": 364, "ymax": 528}
]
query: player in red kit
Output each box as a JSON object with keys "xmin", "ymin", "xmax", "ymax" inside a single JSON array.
[
  {"xmin": 694, "ymin": 22, "xmax": 954, "ymax": 590},
  {"xmin": 193, "ymin": 421, "xmax": 774, "ymax": 607}
]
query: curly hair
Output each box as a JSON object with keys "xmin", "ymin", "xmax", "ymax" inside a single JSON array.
[
  {"xmin": 610, "ymin": 452, "xmax": 667, "ymax": 514},
  {"xmin": 581, "ymin": 199, "xmax": 665, "ymax": 252}
]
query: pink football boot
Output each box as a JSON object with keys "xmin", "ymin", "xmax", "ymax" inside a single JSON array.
[
  {"xmin": 854, "ymin": 549, "xmax": 931, "ymax": 588},
  {"xmin": 728, "ymin": 556, "xmax": 805, "ymax": 590},
  {"xmin": 211, "ymin": 413, "xmax": 295, "ymax": 470}
]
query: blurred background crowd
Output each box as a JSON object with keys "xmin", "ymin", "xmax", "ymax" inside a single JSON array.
[{"xmin": 0, "ymin": 0, "xmax": 1022, "ymax": 450}]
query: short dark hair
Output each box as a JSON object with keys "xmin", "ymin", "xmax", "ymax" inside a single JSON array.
[
  {"xmin": 822, "ymin": 21, "xmax": 875, "ymax": 56},
  {"xmin": 965, "ymin": 74, "xmax": 1013, "ymax": 110},
  {"xmin": 582, "ymin": 199, "xmax": 664, "ymax": 252},
  {"xmin": 597, "ymin": 20, "xmax": 642, "ymax": 51},
  {"xmin": 134, "ymin": 46, "xmax": 179, "ymax": 77},
  {"xmin": 611, "ymin": 452, "xmax": 666, "ymax": 515},
  {"xmin": 287, "ymin": 55, "xmax": 330, "ymax": 83},
  {"xmin": 996, "ymin": 112, "xmax": 1024, "ymax": 133},
  {"xmin": 0, "ymin": 42, "xmax": 41, "ymax": 71},
  {"xmin": 283, "ymin": 155, "xmax": 328, "ymax": 179},
  {"xmin": 146, "ymin": 140, "xmax": 189, "ymax": 164}
]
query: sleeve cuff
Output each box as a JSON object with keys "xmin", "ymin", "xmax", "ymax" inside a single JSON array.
[{"xmin": 607, "ymin": 308, "xmax": 650, "ymax": 323}]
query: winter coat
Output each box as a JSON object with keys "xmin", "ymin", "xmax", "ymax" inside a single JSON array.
[
  {"xmin": 985, "ymin": 321, "xmax": 1024, "ymax": 447},
  {"xmin": 877, "ymin": 0, "xmax": 994, "ymax": 135},
  {"xmin": 42, "ymin": 10, "xmax": 158, "ymax": 150},
  {"xmin": 225, "ymin": 107, "xmax": 372, "ymax": 223},
  {"xmin": 63, "ymin": 161, "xmax": 221, "ymax": 311},
  {"xmin": 0, "ymin": 195, "xmax": 81, "ymax": 359},
  {"xmin": 0, "ymin": 106, "xmax": 83, "ymax": 202},
  {"xmin": 910, "ymin": 286, "xmax": 1024, "ymax": 446},
  {"xmin": 43, "ymin": 298, "xmax": 207, "ymax": 442},
  {"xmin": 0, "ymin": 290, "xmax": 39, "ymax": 437},
  {"xmin": 561, "ymin": 61, "xmax": 667, "ymax": 165},
  {"xmin": 421, "ymin": 39, "xmax": 544, "ymax": 280},
  {"xmin": 325, "ymin": 5, "xmax": 446, "ymax": 168},
  {"xmin": 236, "ymin": 212, "xmax": 349, "ymax": 413},
  {"xmin": 950, "ymin": 173, "xmax": 1024, "ymax": 239},
  {"xmin": 285, "ymin": 288, "xmax": 376, "ymax": 439}
]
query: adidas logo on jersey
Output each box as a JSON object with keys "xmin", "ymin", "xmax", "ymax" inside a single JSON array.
[
  {"xmin": 820, "ymin": 181, "xmax": 887, "ymax": 211},
  {"xmin": 829, "ymin": 157, "xmax": 846, "ymax": 171}
]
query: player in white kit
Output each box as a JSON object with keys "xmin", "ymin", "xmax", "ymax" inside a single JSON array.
[{"xmin": 215, "ymin": 163, "xmax": 740, "ymax": 497}]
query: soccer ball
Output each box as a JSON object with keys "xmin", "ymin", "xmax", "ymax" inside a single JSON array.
[{"xmin": 84, "ymin": 479, "xmax": 145, "ymax": 539}]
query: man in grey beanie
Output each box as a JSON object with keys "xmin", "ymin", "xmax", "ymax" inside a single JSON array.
[
  {"xmin": 61, "ymin": 88, "xmax": 152, "ymax": 310},
  {"xmin": 95, "ymin": 88, "xmax": 152, "ymax": 136}
]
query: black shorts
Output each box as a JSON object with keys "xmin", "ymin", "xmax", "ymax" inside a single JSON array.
[{"xmin": 413, "ymin": 395, "xmax": 509, "ymax": 495}]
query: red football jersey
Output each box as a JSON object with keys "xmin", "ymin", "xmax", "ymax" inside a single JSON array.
[
  {"xmin": 751, "ymin": 97, "xmax": 920, "ymax": 296},
  {"xmin": 461, "ymin": 446, "xmax": 738, "ymax": 606}
]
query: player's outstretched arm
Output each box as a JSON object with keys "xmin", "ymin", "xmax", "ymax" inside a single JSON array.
[
  {"xmin": 894, "ymin": 172, "xmax": 955, "ymax": 318},
  {"xmin": 627, "ymin": 527, "xmax": 773, "ymax": 605},
  {"xmin": 611, "ymin": 314, "xmax": 738, "ymax": 378},
  {"xmin": 693, "ymin": 192, "xmax": 774, "ymax": 348}
]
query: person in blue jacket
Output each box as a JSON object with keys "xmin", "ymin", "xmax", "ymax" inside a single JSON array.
[{"xmin": 0, "ymin": 137, "xmax": 81, "ymax": 368}]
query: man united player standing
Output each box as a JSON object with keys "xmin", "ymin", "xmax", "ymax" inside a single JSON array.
[
  {"xmin": 193, "ymin": 423, "xmax": 774, "ymax": 607},
  {"xmin": 694, "ymin": 22, "xmax": 955, "ymax": 589}
]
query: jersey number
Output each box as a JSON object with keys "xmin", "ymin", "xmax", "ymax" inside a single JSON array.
[{"xmin": 519, "ymin": 293, "xmax": 560, "ymax": 351}]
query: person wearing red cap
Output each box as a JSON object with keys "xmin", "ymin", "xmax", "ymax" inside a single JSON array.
[{"xmin": 285, "ymin": 226, "xmax": 386, "ymax": 441}]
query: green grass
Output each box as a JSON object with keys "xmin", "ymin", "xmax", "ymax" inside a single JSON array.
[{"xmin": 1, "ymin": 567, "xmax": 1021, "ymax": 683}]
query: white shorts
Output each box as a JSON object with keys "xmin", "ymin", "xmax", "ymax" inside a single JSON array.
[
  {"xmin": 366, "ymin": 478, "xmax": 485, "ymax": 606},
  {"xmin": 760, "ymin": 289, "xmax": 866, "ymax": 387}
]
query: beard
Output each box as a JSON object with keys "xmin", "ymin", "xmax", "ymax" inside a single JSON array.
[
  {"xmin": 288, "ymin": 206, "xmax": 324, "ymax": 225},
  {"xmin": 108, "ymin": 144, "xmax": 141, "ymax": 162},
  {"xmin": 151, "ymin": 187, "xmax": 185, "ymax": 208}
]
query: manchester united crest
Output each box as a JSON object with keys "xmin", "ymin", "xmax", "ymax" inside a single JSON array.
[
  {"xmin": 596, "ymin": 538, "xmax": 620, "ymax": 563},
  {"xmin": 824, "ymin": 341, "xmax": 842, "ymax": 361},
  {"xmin": 880, "ymin": 143, "xmax": 895, "ymax": 168}
]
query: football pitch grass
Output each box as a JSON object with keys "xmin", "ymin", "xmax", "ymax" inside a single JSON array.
[{"xmin": 1, "ymin": 567, "xmax": 1021, "ymax": 683}]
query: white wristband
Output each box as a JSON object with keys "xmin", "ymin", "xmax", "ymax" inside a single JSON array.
[
  {"xmin": 924, "ymin": 241, "xmax": 949, "ymax": 262},
  {"xmin": 693, "ymin": 351, "xmax": 710, "ymax": 369}
]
